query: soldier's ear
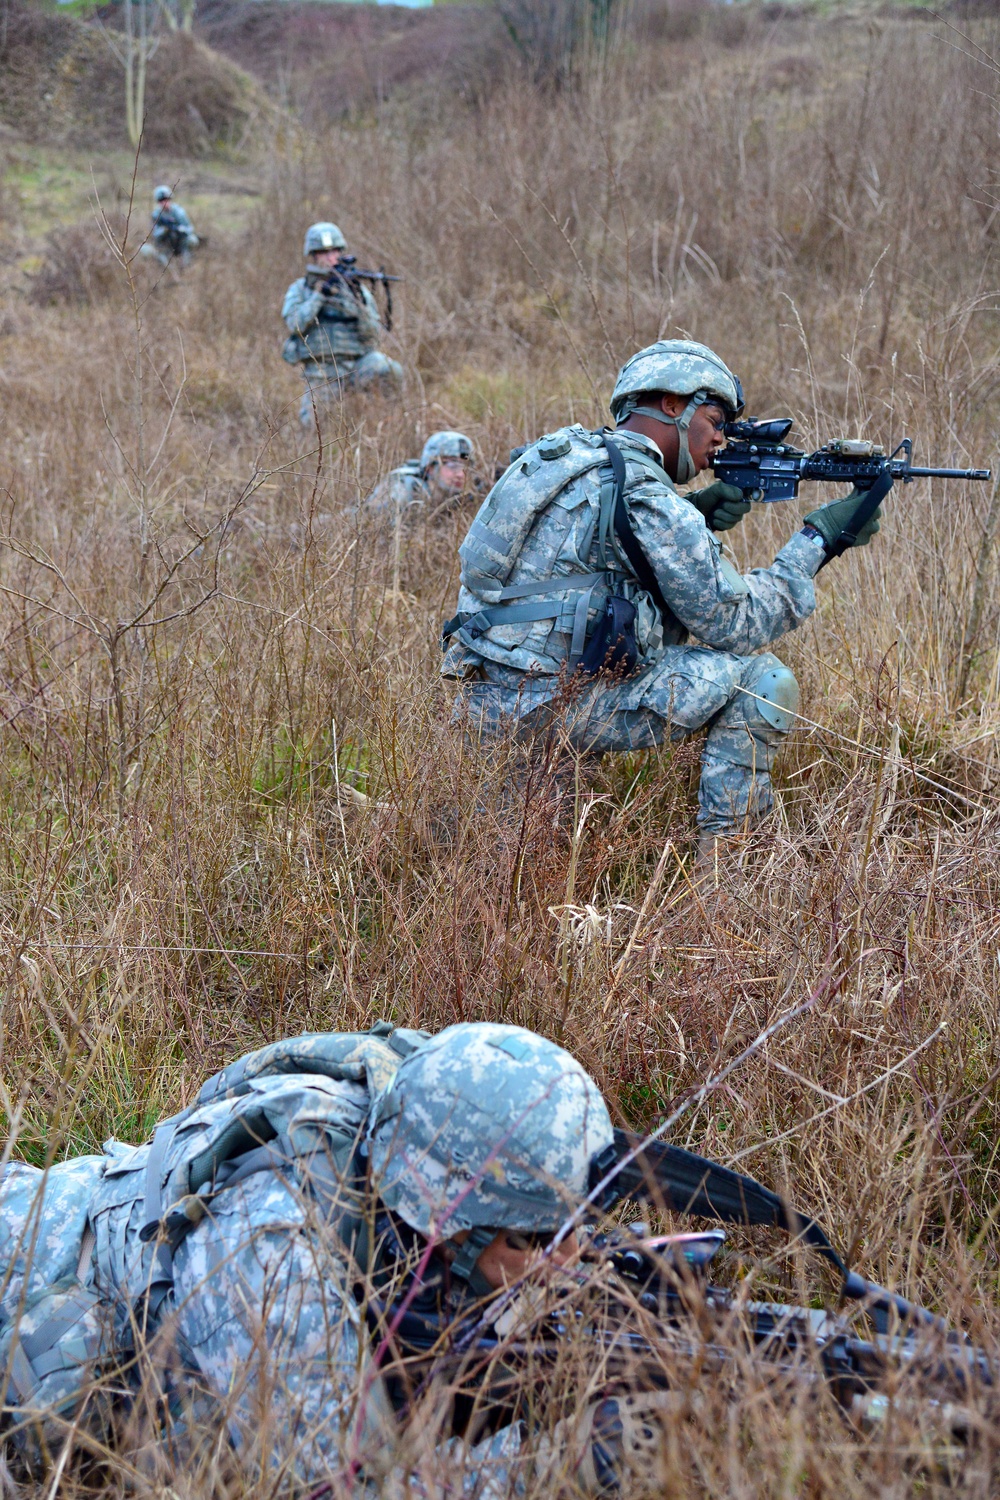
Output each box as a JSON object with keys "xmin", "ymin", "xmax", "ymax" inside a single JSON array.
[{"xmin": 659, "ymin": 392, "xmax": 686, "ymax": 418}]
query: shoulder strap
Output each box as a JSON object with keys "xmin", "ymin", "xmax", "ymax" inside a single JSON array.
[{"xmin": 603, "ymin": 437, "xmax": 670, "ymax": 621}]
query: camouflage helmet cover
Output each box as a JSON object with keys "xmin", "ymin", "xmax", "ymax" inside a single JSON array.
[
  {"xmin": 154, "ymin": 185, "xmax": 173, "ymax": 202},
  {"xmin": 609, "ymin": 339, "xmax": 745, "ymax": 424},
  {"xmin": 304, "ymin": 221, "xmax": 347, "ymax": 256},
  {"xmin": 367, "ymin": 1022, "xmax": 615, "ymax": 1236},
  {"xmin": 419, "ymin": 431, "xmax": 473, "ymax": 472}
]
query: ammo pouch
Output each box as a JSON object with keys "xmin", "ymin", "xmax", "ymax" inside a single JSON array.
[
  {"xmin": 577, "ymin": 593, "xmax": 638, "ymax": 678},
  {"xmin": 281, "ymin": 334, "xmax": 306, "ymax": 365},
  {"xmin": 0, "ymin": 1275, "xmax": 118, "ymax": 1474}
]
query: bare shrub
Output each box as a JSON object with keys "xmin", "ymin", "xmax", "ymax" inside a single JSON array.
[
  {"xmin": 200, "ymin": 0, "xmax": 512, "ymax": 122},
  {"xmin": 27, "ymin": 217, "xmax": 127, "ymax": 308},
  {"xmin": 492, "ymin": 0, "xmax": 626, "ymax": 85}
]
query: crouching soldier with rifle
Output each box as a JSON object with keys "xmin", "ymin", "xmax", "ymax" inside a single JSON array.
[
  {"xmin": 282, "ymin": 221, "xmax": 404, "ymax": 429},
  {"xmin": 141, "ymin": 185, "xmax": 199, "ymax": 269},
  {"xmin": 0, "ymin": 1022, "xmax": 992, "ymax": 1491},
  {"xmin": 441, "ymin": 340, "xmax": 989, "ymax": 882}
]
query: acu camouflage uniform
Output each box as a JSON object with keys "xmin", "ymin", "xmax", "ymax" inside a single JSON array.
[
  {"xmin": 0, "ymin": 1023, "xmax": 606, "ymax": 1494},
  {"xmin": 143, "ymin": 190, "xmax": 199, "ymax": 268},
  {"xmin": 364, "ymin": 433, "xmax": 475, "ymax": 521},
  {"xmin": 365, "ymin": 460, "xmax": 432, "ymax": 518},
  {"xmin": 442, "ymin": 423, "xmax": 825, "ymax": 836}
]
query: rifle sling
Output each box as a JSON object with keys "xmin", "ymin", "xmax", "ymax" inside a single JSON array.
[
  {"xmin": 819, "ymin": 466, "xmax": 895, "ymax": 568},
  {"xmin": 610, "ymin": 1129, "xmax": 849, "ymax": 1281}
]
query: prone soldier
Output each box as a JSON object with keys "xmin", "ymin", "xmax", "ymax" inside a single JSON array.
[
  {"xmin": 0, "ymin": 1022, "xmax": 663, "ymax": 1493},
  {"xmin": 282, "ymin": 221, "xmax": 404, "ymax": 428},
  {"xmin": 441, "ymin": 340, "xmax": 884, "ymax": 874},
  {"xmin": 365, "ymin": 430, "xmax": 475, "ymax": 519}
]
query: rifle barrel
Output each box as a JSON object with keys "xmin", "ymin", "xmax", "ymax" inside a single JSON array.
[{"xmin": 905, "ymin": 465, "xmax": 992, "ymax": 481}]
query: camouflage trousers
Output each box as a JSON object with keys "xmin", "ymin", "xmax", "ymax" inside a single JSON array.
[
  {"xmin": 139, "ymin": 242, "xmax": 195, "ymax": 270},
  {"xmin": 458, "ymin": 646, "xmax": 799, "ymax": 837},
  {"xmin": 299, "ymin": 353, "xmax": 404, "ymax": 427}
]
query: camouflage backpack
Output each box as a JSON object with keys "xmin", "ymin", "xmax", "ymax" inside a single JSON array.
[
  {"xmin": 442, "ymin": 425, "xmax": 674, "ymax": 666},
  {"xmin": 0, "ymin": 1022, "xmax": 430, "ymax": 1473}
]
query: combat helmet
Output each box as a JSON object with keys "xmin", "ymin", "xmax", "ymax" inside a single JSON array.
[
  {"xmin": 154, "ymin": 185, "xmax": 173, "ymax": 202},
  {"xmin": 368, "ymin": 1022, "xmax": 616, "ymax": 1280},
  {"xmin": 419, "ymin": 431, "xmax": 473, "ymax": 474},
  {"xmin": 304, "ymin": 221, "xmax": 347, "ymax": 257},
  {"xmin": 610, "ymin": 340, "xmax": 745, "ymax": 484}
]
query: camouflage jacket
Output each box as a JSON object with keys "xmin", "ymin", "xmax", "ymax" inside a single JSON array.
[
  {"xmin": 282, "ymin": 275, "xmax": 382, "ymax": 364},
  {"xmin": 441, "ymin": 426, "xmax": 825, "ymax": 685},
  {"xmin": 364, "ymin": 463, "xmax": 431, "ymax": 515},
  {"xmin": 152, "ymin": 204, "xmax": 195, "ymax": 245}
]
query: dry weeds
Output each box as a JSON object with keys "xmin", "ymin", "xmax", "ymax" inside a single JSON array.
[{"xmin": 1, "ymin": 4, "xmax": 1000, "ymax": 1494}]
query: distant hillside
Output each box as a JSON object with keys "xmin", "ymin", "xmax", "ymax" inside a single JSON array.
[
  {"xmin": 196, "ymin": 0, "xmax": 506, "ymax": 122},
  {"xmin": 0, "ymin": 0, "xmax": 275, "ymax": 151}
]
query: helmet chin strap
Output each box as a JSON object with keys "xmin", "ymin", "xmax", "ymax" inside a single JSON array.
[
  {"xmin": 618, "ymin": 391, "xmax": 711, "ymax": 485},
  {"xmin": 443, "ymin": 1224, "xmax": 497, "ymax": 1297}
]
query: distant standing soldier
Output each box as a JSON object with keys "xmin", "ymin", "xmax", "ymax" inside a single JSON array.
[
  {"xmin": 442, "ymin": 340, "xmax": 883, "ymax": 873},
  {"xmin": 282, "ymin": 221, "xmax": 403, "ymax": 428},
  {"xmin": 365, "ymin": 430, "xmax": 475, "ymax": 518},
  {"xmin": 144, "ymin": 185, "xmax": 199, "ymax": 267}
]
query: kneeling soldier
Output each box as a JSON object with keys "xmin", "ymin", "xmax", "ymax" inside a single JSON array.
[
  {"xmin": 441, "ymin": 340, "xmax": 882, "ymax": 866},
  {"xmin": 142, "ymin": 185, "xmax": 199, "ymax": 268},
  {"xmin": 282, "ymin": 221, "xmax": 404, "ymax": 428}
]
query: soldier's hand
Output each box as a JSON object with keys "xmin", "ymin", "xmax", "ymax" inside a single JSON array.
[
  {"xmin": 688, "ymin": 480, "xmax": 751, "ymax": 532},
  {"xmin": 804, "ymin": 488, "xmax": 882, "ymax": 550}
]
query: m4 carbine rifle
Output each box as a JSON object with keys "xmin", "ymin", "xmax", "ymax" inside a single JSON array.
[
  {"xmin": 368, "ymin": 1132, "xmax": 994, "ymax": 1455},
  {"xmin": 713, "ymin": 419, "xmax": 991, "ymax": 561},
  {"xmin": 307, "ymin": 255, "xmax": 403, "ymax": 332}
]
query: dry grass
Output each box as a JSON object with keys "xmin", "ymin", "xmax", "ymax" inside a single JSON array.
[{"xmin": 2, "ymin": 3, "xmax": 1000, "ymax": 1494}]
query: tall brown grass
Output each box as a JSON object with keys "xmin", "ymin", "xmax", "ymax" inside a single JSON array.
[{"xmin": 2, "ymin": 5, "xmax": 1000, "ymax": 1493}]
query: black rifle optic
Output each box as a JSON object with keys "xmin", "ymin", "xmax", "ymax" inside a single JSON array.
[
  {"xmin": 712, "ymin": 418, "xmax": 991, "ymax": 562},
  {"xmin": 307, "ymin": 255, "xmax": 403, "ymax": 332}
]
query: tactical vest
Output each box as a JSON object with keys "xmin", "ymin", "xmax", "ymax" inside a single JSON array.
[
  {"xmin": 442, "ymin": 426, "xmax": 683, "ymax": 667},
  {"xmin": 282, "ymin": 279, "xmax": 380, "ymax": 364},
  {"xmin": 0, "ymin": 1022, "xmax": 430, "ymax": 1472},
  {"xmin": 374, "ymin": 462, "xmax": 426, "ymax": 511}
]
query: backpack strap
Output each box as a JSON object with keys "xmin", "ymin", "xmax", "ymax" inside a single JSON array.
[
  {"xmin": 603, "ymin": 437, "xmax": 672, "ymax": 623},
  {"xmin": 4, "ymin": 1285, "xmax": 103, "ymax": 1399},
  {"xmin": 140, "ymin": 1118, "xmax": 184, "ymax": 1325},
  {"xmin": 441, "ymin": 569, "xmax": 627, "ymax": 650}
]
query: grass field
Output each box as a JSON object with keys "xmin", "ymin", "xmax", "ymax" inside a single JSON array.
[{"xmin": 2, "ymin": 0, "xmax": 1000, "ymax": 1492}]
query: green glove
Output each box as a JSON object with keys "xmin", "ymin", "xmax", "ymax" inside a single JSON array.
[
  {"xmin": 804, "ymin": 488, "xmax": 882, "ymax": 550},
  {"xmin": 688, "ymin": 481, "xmax": 752, "ymax": 532}
]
